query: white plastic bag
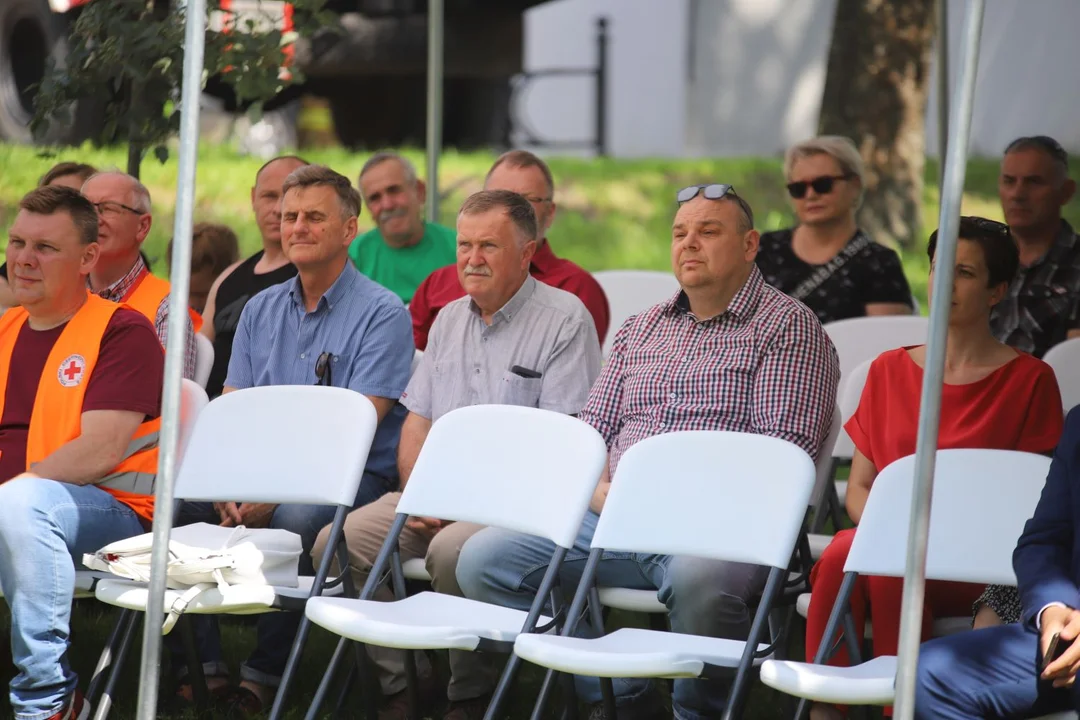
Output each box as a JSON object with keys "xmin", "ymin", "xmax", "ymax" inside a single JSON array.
[{"xmin": 84, "ymin": 523, "xmax": 302, "ymax": 633}]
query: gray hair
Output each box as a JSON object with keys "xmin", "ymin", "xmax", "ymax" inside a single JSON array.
[
  {"xmin": 458, "ymin": 190, "xmax": 538, "ymax": 246},
  {"xmin": 784, "ymin": 136, "xmax": 865, "ymax": 205},
  {"xmin": 83, "ymin": 170, "xmax": 153, "ymax": 213},
  {"xmin": 359, "ymin": 152, "xmax": 419, "ymax": 188},
  {"xmin": 282, "ymin": 165, "xmax": 362, "ymax": 219}
]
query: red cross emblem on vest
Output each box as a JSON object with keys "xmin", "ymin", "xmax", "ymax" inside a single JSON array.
[{"xmin": 57, "ymin": 354, "xmax": 87, "ymax": 388}]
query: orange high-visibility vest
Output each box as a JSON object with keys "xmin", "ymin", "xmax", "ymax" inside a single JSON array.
[
  {"xmin": 0, "ymin": 293, "xmax": 159, "ymax": 521},
  {"xmin": 123, "ymin": 271, "xmax": 204, "ymax": 334}
]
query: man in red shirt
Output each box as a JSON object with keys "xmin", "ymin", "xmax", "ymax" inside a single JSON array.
[
  {"xmin": 0, "ymin": 185, "xmax": 165, "ymax": 719},
  {"xmin": 409, "ymin": 150, "xmax": 610, "ymax": 349}
]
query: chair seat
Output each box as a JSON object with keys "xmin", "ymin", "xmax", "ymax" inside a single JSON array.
[
  {"xmin": 758, "ymin": 655, "xmax": 897, "ymax": 705},
  {"xmin": 807, "ymin": 534, "xmax": 832, "ymax": 560},
  {"xmin": 95, "ymin": 576, "xmax": 341, "ymax": 615},
  {"xmin": 1, "ymin": 571, "xmax": 112, "ymax": 602},
  {"xmin": 401, "ymin": 558, "xmax": 431, "ymax": 582},
  {"xmin": 514, "ymin": 627, "xmax": 771, "ymax": 680},
  {"xmin": 794, "ymin": 593, "xmax": 971, "ymax": 639},
  {"xmin": 305, "ymin": 591, "xmax": 550, "ymax": 652},
  {"xmin": 596, "ymin": 587, "xmax": 666, "ymax": 614}
]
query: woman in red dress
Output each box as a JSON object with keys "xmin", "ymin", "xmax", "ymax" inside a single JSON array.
[{"xmin": 805, "ymin": 217, "xmax": 1065, "ymax": 720}]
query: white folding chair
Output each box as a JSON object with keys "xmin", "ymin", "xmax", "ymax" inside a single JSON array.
[
  {"xmin": 592, "ymin": 270, "xmax": 680, "ymax": 357},
  {"xmin": 193, "ymin": 332, "xmax": 214, "ymax": 389},
  {"xmin": 514, "ymin": 431, "xmax": 817, "ymax": 720},
  {"xmin": 597, "ymin": 408, "xmax": 841, "ymax": 619},
  {"xmin": 811, "ymin": 358, "xmax": 874, "ymax": 549},
  {"xmin": 90, "ymin": 386, "xmax": 379, "ymax": 719},
  {"xmin": 759, "ymin": 449, "xmax": 1051, "ymax": 713},
  {"xmin": 83, "ymin": 379, "xmax": 209, "ymax": 712},
  {"xmin": 301, "ymin": 404, "xmax": 608, "ymax": 720},
  {"xmin": 1043, "ymin": 337, "xmax": 1080, "ymax": 412},
  {"xmin": 823, "ymin": 316, "xmax": 927, "ymax": 389}
]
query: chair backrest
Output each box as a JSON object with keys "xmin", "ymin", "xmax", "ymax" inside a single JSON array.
[
  {"xmin": 810, "ymin": 405, "xmax": 842, "ymax": 508},
  {"xmin": 194, "ymin": 333, "xmax": 214, "ymax": 389},
  {"xmin": 592, "ymin": 431, "xmax": 816, "ymax": 569},
  {"xmin": 844, "ymin": 449, "xmax": 1051, "ymax": 584},
  {"xmin": 178, "ymin": 379, "xmax": 209, "ymax": 461},
  {"xmin": 592, "ymin": 270, "xmax": 680, "ymax": 356},
  {"xmin": 175, "ymin": 386, "xmax": 378, "ymax": 506},
  {"xmin": 1043, "ymin": 337, "xmax": 1080, "ymax": 412},
  {"xmin": 410, "ymin": 349, "xmax": 424, "ymax": 377},
  {"xmin": 396, "ymin": 405, "xmax": 608, "ymax": 548},
  {"xmin": 831, "ymin": 357, "xmax": 873, "ymax": 460},
  {"xmin": 823, "ymin": 316, "xmax": 928, "ymax": 386}
]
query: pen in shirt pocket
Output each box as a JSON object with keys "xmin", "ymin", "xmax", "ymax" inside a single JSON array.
[{"xmin": 510, "ymin": 365, "xmax": 542, "ymax": 379}]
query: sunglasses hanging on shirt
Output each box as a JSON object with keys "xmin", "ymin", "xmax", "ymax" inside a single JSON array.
[{"xmin": 314, "ymin": 352, "xmax": 334, "ymax": 387}]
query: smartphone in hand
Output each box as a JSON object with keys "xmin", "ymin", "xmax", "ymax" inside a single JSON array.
[{"xmin": 1044, "ymin": 631, "xmax": 1068, "ymax": 671}]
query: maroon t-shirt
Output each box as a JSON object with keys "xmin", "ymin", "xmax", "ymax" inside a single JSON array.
[{"xmin": 0, "ymin": 308, "xmax": 164, "ymax": 482}]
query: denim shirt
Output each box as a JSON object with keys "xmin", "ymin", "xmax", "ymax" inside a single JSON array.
[{"xmin": 226, "ymin": 261, "xmax": 414, "ymax": 479}]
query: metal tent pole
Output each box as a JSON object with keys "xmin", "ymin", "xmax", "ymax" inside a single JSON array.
[
  {"xmin": 892, "ymin": 2, "xmax": 985, "ymax": 718},
  {"xmin": 134, "ymin": 0, "xmax": 205, "ymax": 715},
  {"xmin": 425, "ymin": 0, "xmax": 444, "ymax": 224},
  {"xmin": 936, "ymin": 0, "xmax": 949, "ymax": 188}
]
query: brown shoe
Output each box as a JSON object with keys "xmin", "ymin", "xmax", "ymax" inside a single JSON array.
[
  {"xmin": 378, "ymin": 674, "xmax": 440, "ymax": 720},
  {"xmin": 442, "ymin": 694, "xmax": 492, "ymax": 720}
]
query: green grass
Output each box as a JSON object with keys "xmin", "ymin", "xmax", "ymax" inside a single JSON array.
[{"xmin": 3, "ymin": 143, "xmax": 1078, "ymax": 312}]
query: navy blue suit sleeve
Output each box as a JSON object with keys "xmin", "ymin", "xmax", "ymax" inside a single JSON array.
[{"xmin": 1015, "ymin": 406, "xmax": 1080, "ymax": 629}]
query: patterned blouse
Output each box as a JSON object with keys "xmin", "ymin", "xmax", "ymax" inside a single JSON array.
[{"xmin": 756, "ymin": 228, "xmax": 914, "ymax": 324}]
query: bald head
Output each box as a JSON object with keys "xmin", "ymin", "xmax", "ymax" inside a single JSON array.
[{"xmin": 82, "ymin": 172, "xmax": 152, "ymax": 214}]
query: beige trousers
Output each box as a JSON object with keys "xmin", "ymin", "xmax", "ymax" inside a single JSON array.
[{"xmin": 311, "ymin": 491, "xmax": 497, "ymax": 701}]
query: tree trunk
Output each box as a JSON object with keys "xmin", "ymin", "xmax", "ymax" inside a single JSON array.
[{"xmin": 818, "ymin": 0, "xmax": 936, "ymax": 249}]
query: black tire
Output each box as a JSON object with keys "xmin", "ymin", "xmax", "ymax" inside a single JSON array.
[{"xmin": 0, "ymin": 0, "xmax": 100, "ymax": 145}]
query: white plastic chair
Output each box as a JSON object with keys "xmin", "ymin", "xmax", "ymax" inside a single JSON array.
[
  {"xmin": 302, "ymin": 404, "xmax": 608, "ymax": 719},
  {"xmin": 596, "ymin": 407, "xmax": 842, "ymax": 617},
  {"xmin": 514, "ymin": 431, "xmax": 817, "ymax": 720},
  {"xmin": 759, "ymin": 449, "xmax": 1051, "ymax": 712},
  {"xmin": 823, "ymin": 316, "xmax": 927, "ymax": 388},
  {"xmin": 592, "ymin": 270, "xmax": 680, "ymax": 357},
  {"xmin": 91, "ymin": 386, "xmax": 379, "ymax": 719},
  {"xmin": 193, "ymin": 332, "xmax": 214, "ymax": 389},
  {"xmin": 1043, "ymin": 337, "xmax": 1080, "ymax": 412}
]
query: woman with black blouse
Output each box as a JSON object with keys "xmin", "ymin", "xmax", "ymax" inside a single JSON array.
[{"xmin": 757, "ymin": 136, "xmax": 915, "ymax": 324}]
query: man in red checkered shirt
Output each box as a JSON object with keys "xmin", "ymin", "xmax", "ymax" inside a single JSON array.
[{"xmin": 457, "ymin": 184, "xmax": 839, "ymax": 720}]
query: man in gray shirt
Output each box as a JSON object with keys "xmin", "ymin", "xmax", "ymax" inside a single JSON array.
[{"xmin": 311, "ymin": 189, "xmax": 601, "ymax": 720}]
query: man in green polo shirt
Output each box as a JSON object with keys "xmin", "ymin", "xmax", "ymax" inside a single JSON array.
[{"xmin": 349, "ymin": 152, "xmax": 456, "ymax": 303}]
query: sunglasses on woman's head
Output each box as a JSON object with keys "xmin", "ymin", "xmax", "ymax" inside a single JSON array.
[{"xmin": 786, "ymin": 174, "xmax": 853, "ymax": 199}]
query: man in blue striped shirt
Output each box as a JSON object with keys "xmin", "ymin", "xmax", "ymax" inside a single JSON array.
[{"xmin": 199, "ymin": 165, "xmax": 414, "ymax": 714}]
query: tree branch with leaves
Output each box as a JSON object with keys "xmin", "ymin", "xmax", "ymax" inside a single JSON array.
[{"xmin": 31, "ymin": 0, "xmax": 336, "ymax": 177}]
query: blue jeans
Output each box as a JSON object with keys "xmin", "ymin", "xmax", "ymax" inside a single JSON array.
[
  {"xmin": 171, "ymin": 471, "xmax": 394, "ymax": 687},
  {"xmin": 0, "ymin": 477, "xmax": 146, "ymax": 720},
  {"xmin": 915, "ymin": 622, "xmax": 1076, "ymax": 718},
  {"xmin": 456, "ymin": 510, "xmax": 770, "ymax": 720}
]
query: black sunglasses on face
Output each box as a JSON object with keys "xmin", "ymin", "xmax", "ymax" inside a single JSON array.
[
  {"xmin": 315, "ymin": 352, "xmax": 333, "ymax": 386},
  {"xmin": 676, "ymin": 184, "xmax": 756, "ymax": 228},
  {"xmin": 786, "ymin": 174, "xmax": 853, "ymax": 199}
]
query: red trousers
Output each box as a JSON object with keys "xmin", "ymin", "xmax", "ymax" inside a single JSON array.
[{"xmin": 805, "ymin": 529, "xmax": 983, "ymax": 696}]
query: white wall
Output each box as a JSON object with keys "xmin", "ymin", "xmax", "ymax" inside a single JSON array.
[
  {"xmin": 524, "ymin": 0, "xmax": 1080, "ymax": 159},
  {"xmin": 519, "ymin": 0, "xmax": 690, "ymax": 157},
  {"xmin": 925, "ymin": 0, "xmax": 1080, "ymax": 158}
]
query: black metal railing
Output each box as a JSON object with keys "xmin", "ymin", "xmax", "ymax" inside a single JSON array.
[{"xmin": 506, "ymin": 16, "xmax": 609, "ymax": 156}]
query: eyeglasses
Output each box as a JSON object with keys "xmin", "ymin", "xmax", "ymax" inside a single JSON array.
[
  {"xmin": 958, "ymin": 216, "xmax": 1011, "ymax": 238},
  {"xmin": 785, "ymin": 174, "xmax": 853, "ymax": 199},
  {"xmin": 676, "ymin": 184, "xmax": 755, "ymax": 229},
  {"xmin": 315, "ymin": 352, "xmax": 333, "ymax": 386},
  {"xmin": 92, "ymin": 200, "xmax": 144, "ymax": 218},
  {"xmin": 522, "ymin": 195, "xmax": 553, "ymax": 204}
]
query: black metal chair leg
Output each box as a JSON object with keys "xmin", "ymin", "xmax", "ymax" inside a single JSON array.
[
  {"xmin": 305, "ymin": 636, "xmax": 353, "ymax": 720},
  {"xmin": 91, "ymin": 607, "xmax": 140, "ymax": 720},
  {"xmin": 180, "ymin": 616, "xmax": 210, "ymax": 710},
  {"xmin": 85, "ymin": 609, "xmax": 135, "ymax": 707}
]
